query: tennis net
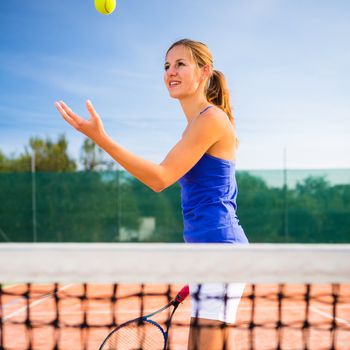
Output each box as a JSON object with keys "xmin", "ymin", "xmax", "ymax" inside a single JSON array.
[{"xmin": 0, "ymin": 243, "xmax": 349, "ymax": 350}]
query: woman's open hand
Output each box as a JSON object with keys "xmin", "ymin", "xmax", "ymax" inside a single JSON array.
[{"xmin": 55, "ymin": 100, "xmax": 106, "ymax": 143}]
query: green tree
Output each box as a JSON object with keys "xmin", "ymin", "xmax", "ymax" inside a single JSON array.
[
  {"xmin": 236, "ymin": 172, "xmax": 285, "ymax": 242},
  {"xmin": 28, "ymin": 135, "xmax": 76, "ymax": 172},
  {"xmin": 0, "ymin": 151, "xmax": 6, "ymax": 170},
  {"xmin": 0, "ymin": 150, "xmax": 27, "ymax": 172},
  {"xmin": 290, "ymin": 177, "xmax": 330, "ymax": 241},
  {"xmin": 80, "ymin": 138, "xmax": 113, "ymax": 170},
  {"xmin": 127, "ymin": 176, "xmax": 183, "ymax": 242},
  {"xmin": 0, "ymin": 135, "xmax": 76, "ymax": 172}
]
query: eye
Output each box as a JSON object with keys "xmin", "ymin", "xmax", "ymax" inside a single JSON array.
[{"xmin": 164, "ymin": 62, "xmax": 185, "ymax": 71}]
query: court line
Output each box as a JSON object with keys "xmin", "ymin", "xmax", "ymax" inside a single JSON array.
[
  {"xmin": 310, "ymin": 306, "xmax": 350, "ymax": 327},
  {"xmin": 3, "ymin": 284, "xmax": 74, "ymax": 322},
  {"xmin": 1, "ymin": 284, "xmax": 20, "ymax": 290},
  {"xmin": 4, "ymin": 286, "xmax": 349, "ymax": 328}
]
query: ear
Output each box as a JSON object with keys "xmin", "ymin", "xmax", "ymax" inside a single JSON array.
[{"xmin": 200, "ymin": 64, "xmax": 212, "ymax": 81}]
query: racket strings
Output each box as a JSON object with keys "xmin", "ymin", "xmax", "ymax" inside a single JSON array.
[{"xmin": 103, "ymin": 320, "xmax": 166, "ymax": 350}]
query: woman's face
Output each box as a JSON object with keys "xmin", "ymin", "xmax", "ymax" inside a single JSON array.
[{"xmin": 164, "ymin": 45, "xmax": 203, "ymax": 100}]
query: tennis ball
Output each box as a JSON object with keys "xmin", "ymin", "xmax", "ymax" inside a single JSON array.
[{"xmin": 94, "ymin": 0, "xmax": 116, "ymax": 15}]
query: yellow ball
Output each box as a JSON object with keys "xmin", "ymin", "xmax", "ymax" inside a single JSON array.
[{"xmin": 94, "ymin": 0, "xmax": 116, "ymax": 15}]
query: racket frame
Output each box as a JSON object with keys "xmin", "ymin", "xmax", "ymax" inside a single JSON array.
[{"xmin": 99, "ymin": 286, "xmax": 189, "ymax": 350}]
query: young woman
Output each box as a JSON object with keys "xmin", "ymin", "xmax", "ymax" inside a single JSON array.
[{"xmin": 55, "ymin": 38, "xmax": 248, "ymax": 350}]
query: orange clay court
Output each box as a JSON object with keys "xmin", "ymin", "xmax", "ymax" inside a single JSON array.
[
  {"xmin": 1, "ymin": 243, "xmax": 350, "ymax": 350},
  {"xmin": 1, "ymin": 283, "xmax": 350, "ymax": 350}
]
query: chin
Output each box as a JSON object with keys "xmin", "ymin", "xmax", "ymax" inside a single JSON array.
[
  {"xmin": 168, "ymin": 89, "xmax": 189, "ymax": 100},
  {"xmin": 168, "ymin": 91, "xmax": 180, "ymax": 99}
]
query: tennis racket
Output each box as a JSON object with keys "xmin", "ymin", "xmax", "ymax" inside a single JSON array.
[{"xmin": 99, "ymin": 285, "xmax": 190, "ymax": 350}]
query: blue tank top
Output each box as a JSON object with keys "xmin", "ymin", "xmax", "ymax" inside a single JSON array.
[{"xmin": 178, "ymin": 152, "xmax": 248, "ymax": 244}]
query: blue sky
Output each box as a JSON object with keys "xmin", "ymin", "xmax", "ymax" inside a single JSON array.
[{"xmin": 0, "ymin": 0, "xmax": 349, "ymax": 170}]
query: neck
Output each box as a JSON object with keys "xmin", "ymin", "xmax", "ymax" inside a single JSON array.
[{"xmin": 179, "ymin": 94, "xmax": 212, "ymax": 125}]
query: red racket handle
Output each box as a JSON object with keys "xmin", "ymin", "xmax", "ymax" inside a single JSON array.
[{"xmin": 175, "ymin": 285, "xmax": 190, "ymax": 303}]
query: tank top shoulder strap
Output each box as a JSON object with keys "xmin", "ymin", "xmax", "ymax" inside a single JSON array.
[{"xmin": 199, "ymin": 105, "xmax": 214, "ymax": 115}]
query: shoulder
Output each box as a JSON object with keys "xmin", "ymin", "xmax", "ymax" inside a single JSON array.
[{"xmin": 191, "ymin": 106, "xmax": 229, "ymax": 133}]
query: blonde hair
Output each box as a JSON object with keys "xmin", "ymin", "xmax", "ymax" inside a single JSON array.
[{"xmin": 166, "ymin": 39, "xmax": 234, "ymax": 125}]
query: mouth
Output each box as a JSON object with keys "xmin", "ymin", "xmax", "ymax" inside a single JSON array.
[{"xmin": 169, "ymin": 80, "xmax": 181, "ymax": 89}]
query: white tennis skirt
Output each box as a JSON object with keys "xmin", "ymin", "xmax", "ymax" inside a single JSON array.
[{"xmin": 189, "ymin": 282, "xmax": 246, "ymax": 324}]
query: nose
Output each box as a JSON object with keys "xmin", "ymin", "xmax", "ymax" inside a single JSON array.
[{"xmin": 166, "ymin": 65, "xmax": 177, "ymax": 77}]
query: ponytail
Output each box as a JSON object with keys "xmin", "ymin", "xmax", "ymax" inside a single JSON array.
[
  {"xmin": 207, "ymin": 69, "xmax": 234, "ymax": 124},
  {"xmin": 207, "ymin": 70, "xmax": 239, "ymax": 146}
]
